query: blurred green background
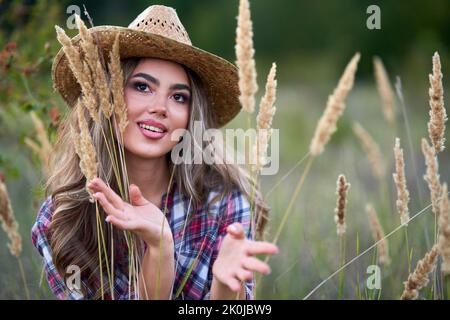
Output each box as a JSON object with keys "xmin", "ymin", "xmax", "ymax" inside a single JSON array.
[{"xmin": 0, "ymin": 0, "xmax": 449, "ymax": 299}]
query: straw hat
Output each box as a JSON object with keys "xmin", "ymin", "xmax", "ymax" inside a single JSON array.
[{"xmin": 52, "ymin": 5, "xmax": 240, "ymax": 128}]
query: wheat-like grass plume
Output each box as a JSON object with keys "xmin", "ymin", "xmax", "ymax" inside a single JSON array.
[
  {"xmin": 0, "ymin": 180, "xmax": 22, "ymax": 257},
  {"xmin": 55, "ymin": 25, "xmax": 99, "ymax": 124},
  {"xmin": 438, "ymin": 183, "xmax": 450, "ymax": 275},
  {"xmin": 75, "ymin": 14, "xmax": 112, "ymax": 118},
  {"xmin": 366, "ymin": 203, "xmax": 390, "ymax": 266},
  {"xmin": 427, "ymin": 52, "xmax": 447, "ymax": 153},
  {"xmin": 393, "ymin": 137, "xmax": 410, "ymax": 225},
  {"xmin": 353, "ymin": 122, "xmax": 384, "ymax": 180},
  {"xmin": 54, "ymin": 25, "xmax": 84, "ymax": 79},
  {"xmin": 253, "ymin": 63, "xmax": 277, "ymax": 171},
  {"xmin": 373, "ymin": 56, "xmax": 395, "ymax": 123},
  {"xmin": 74, "ymin": 100, "xmax": 98, "ymax": 202},
  {"xmin": 401, "ymin": 244, "xmax": 439, "ymax": 299},
  {"xmin": 309, "ymin": 53, "xmax": 360, "ymax": 156},
  {"xmin": 236, "ymin": 0, "xmax": 258, "ymax": 113},
  {"xmin": 334, "ymin": 174, "xmax": 350, "ymax": 236},
  {"xmin": 421, "ymin": 138, "xmax": 442, "ymax": 218},
  {"xmin": 24, "ymin": 111, "xmax": 53, "ymax": 177},
  {"xmin": 108, "ymin": 34, "xmax": 128, "ymax": 134}
]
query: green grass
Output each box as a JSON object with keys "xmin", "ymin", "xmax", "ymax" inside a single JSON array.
[
  {"xmin": 1, "ymin": 79, "xmax": 448, "ymax": 299},
  {"xmin": 1, "ymin": 0, "xmax": 449, "ymax": 300}
]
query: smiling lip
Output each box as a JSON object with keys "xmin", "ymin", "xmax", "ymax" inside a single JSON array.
[
  {"xmin": 138, "ymin": 125, "xmax": 167, "ymax": 140},
  {"xmin": 137, "ymin": 119, "xmax": 168, "ymax": 140},
  {"xmin": 137, "ymin": 119, "xmax": 168, "ymax": 132}
]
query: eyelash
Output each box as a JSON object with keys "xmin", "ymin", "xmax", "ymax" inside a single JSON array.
[{"xmin": 133, "ymin": 81, "xmax": 190, "ymax": 104}]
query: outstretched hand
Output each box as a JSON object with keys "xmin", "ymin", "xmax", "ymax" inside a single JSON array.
[
  {"xmin": 87, "ymin": 178, "xmax": 173, "ymax": 248},
  {"xmin": 212, "ymin": 222, "xmax": 279, "ymax": 292}
]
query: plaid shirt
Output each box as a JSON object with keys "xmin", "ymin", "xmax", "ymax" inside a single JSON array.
[{"xmin": 31, "ymin": 182, "xmax": 254, "ymax": 300}]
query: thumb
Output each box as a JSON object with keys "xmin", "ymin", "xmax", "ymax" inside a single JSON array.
[
  {"xmin": 226, "ymin": 222, "xmax": 245, "ymax": 239},
  {"xmin": 129, "ymin": 184, "xmax": 149, "ymax": 206}
]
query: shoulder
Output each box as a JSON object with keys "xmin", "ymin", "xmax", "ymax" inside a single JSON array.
[
  {"xmin": 207, "ymin": 186, "xmax": 252, "ymax": 237},
  {"xmin": 36, "ymin": 196, "xmax": 54, "ymax": 224},
  {"xmin": 226, "ymin": 187, "xmax": 251, "ymax": 216},
  {"xmin": 203, "ymin": 185, "xmax": 250, "ymax": 217},
  {"xmin": 31, "ymin": 196, "xmax": 54, "ymax": 255},
  {"xmin": 182, "ymin": 186, "xmax": 251, "ymax": 234},
  {"xmin": 30, "ymin": 196, "xmax": 84, "ymax": 300}
]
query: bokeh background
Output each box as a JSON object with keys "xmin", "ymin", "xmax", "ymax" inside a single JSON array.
[{"xmin": 1, "ymin": 0, "xmax": 449, "ymax": 299}]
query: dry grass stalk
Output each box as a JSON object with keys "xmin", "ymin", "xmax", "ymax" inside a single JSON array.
[
  {"xmin": 401, "ymin": 244, "xmax": 439, "ymax": 299},
  {"xmin": 236, "ymin": 0, "xmax": 258, "ymax": 113},
  {"xmin": 427, "ymin": 52, "xmax": 447, "ymax": 153},
  {"xmin": 253, "ymin": 63, "xmax": 277, "ymax": 171},
  {"xmin": 0, "ymin": 180, "xmax": 22, "ymax": 257},
  {"xmin": 366, "ymin": 203, "xmax": 390, "ymax": 266},
  {"xmin": 334, "ymin": 174, "xmax": 350, "ymax": 236},
  {"xmin": 309, "ymin": 53, "xmax": 360, "ymax": 156},
  {"xmin": 438, "ymin": 183, "xmax": 450, "ymax": 275},
  {"xmin": 393, "ymin": 137, "xmax": 410, "ymax": 225},
  {"xmin": 75, "ymin": 14, "xmax": 112, "ymax": 118},
  {"xmin": 421, "ymin": 138, "xmax": 442, "ymax": 218},
  {"xmin": 373, "ymin": 57, "xmax": 395, "ymax": 123},
  {"xmin": 55, "ymin": 25, "xmax": 99, "ymax": 124},
  {"xmin": 353, "ymin": 122, "xmax": 384, "ymax": 180},
  {"xmin": 74, "ymin": 100, "xmax": 98, "ymax": 201},
  {"xmin": 24, "ymin": 111, "xmax": 53, "ymax": 177},
  {"xmin": 108, "ymin": 34, "xmax": 128, "ymax": 134}
]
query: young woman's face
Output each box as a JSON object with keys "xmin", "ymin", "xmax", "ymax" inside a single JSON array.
[{"xmin": 122, "ymin": 58, "xmax": 191, "ymax": 159}]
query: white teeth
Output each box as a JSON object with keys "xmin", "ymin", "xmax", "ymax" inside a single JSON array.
[{"xmin": 139, "ymin": 123, "xmax": 164, "ymax": 133}]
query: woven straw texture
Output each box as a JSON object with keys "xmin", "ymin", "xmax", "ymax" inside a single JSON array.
[{"xmin": 52, "ymin": 5, "xmax": 241, "ymax": 128}]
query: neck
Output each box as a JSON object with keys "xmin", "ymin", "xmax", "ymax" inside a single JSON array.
[{"xmin": 125, "ymin": 151, "xmax": 171, "ymax": 208}]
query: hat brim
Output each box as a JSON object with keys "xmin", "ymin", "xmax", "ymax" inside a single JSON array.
[{"xmin": 52, "ymin": 26, "xmax": 241, "ymax": 128}]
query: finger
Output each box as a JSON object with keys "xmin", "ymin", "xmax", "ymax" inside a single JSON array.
[
  {"xmin": 89, "ymin": 178, "xmax": 124, "ymax": 210},
  {"xmin": 246, "ymin": 241, "xmax": 279, "ymax": 256},
  {"xmin": 129, "ymin": 184, "xmax": 150, "ymax": 207},
  {"xmin": 242, "ymin": 257, "xmax": 271, "ymax": 275},
  {"xmin": 94, "ymin": 192, "xmax": 128, "ymax": 220},
  {"xmin": 105, "ymin": 215, "xmax": 133, "ymax": 231},
  {"xmin": 236, "ymin": 269, "xmax": 253, "ymax": 282},
  {"xmin": 227, "ymin": 222, "xmax": 245, "ymax": 239},
  {"xmin": 226, "ymin": 277, "xmax": 242, "ymax": 292}
]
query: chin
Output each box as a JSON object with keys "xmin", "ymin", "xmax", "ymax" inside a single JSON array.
[
  {"xmin": 140, "ymin": 148, "xmax": 169, "ymax": 159},
  {"xmin": 124, "ymin": 144, "xmax": 168, "ymax": 159}
]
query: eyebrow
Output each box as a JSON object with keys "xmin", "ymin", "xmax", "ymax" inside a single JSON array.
[{"xmin": 131, "ymin": 72, "xmax": 191, "ymax": 93}]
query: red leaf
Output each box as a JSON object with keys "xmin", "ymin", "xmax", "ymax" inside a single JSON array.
[{"xmin": 48, "ymin": 107, "xmax": 61, "ymax": 125}]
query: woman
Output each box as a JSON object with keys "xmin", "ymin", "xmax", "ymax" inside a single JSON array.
[{"xmin": 32, "ymin": 4, "xmax": 278, "ymax": 300}]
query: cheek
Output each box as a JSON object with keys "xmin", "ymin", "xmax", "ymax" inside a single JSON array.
[
  {"xmin": 119, "ymin": 91, "xmax": 137, "ymax": 138},
  {"xmin": 171, "ymin": 107, "xmax": 190, "ymax": 130},
  {"xmin": 123, "ymin": 91, "xmax": 141, "ymax": 121},
  {"xmin": 123, "ymin": 90, "xmax": 134, "ymax": 115}
]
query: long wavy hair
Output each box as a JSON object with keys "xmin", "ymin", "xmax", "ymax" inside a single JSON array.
[{"xmin": 44, "ymin": 57, "xmax": 269, "ymax": 298}]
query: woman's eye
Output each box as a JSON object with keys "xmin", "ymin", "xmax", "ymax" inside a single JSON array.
[
  {"xmin": 134, "ymin": 82, "xmax": 150, "ymax": 92},
  {"xmin": 173, "ymin": 93, "xmax": 189, "ymax": 103}
]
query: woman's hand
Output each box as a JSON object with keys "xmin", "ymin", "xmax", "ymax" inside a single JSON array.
[
  {"xmin": 212, "ymin": 222, "xmax": 279, "ymax": 294},
  {"xmin": 87, "ymin": 178, "xmax": 173, "ymax": 248}
]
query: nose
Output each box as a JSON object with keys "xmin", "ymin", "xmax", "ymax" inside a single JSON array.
[{"xmin": 147, "ymin": 94, "xmax": 167, "ymax": 118}]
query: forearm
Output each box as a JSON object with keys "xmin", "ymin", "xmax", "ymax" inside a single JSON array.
[
  {"xmin": 210, "ymin": 275, "xmax": 247, "ymax": 300},
  {"xmin": 138, "ymin": 241, "xmax": 175, "ymax": 300}
]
